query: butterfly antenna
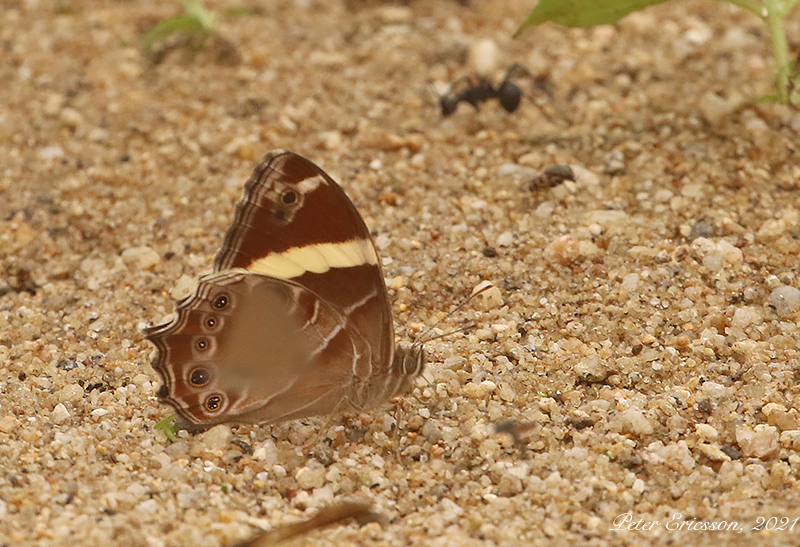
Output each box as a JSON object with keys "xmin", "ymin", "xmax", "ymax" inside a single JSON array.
[{"xmin": 411, "ymin": 281, "xmax": 496, "ymax": 348}]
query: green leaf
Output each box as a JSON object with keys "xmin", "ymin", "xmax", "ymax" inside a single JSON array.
[
  {"xmin": 154, "ymin": 415, "xmax": 178, "ymax": 442},
  {"xmin": 754, "ymin": 92, "xmax": 786, "ymax": 104},
  {"xmin": 142, "ymin": 14, "xmax": 209, "ymax": 52},
  {"xmin": 180, "ymin": 0, "xmax": 216, "ymax": 31},
  {"xmin": 516, "ymin": 0, "xmax": 670, "ymax": 33}
]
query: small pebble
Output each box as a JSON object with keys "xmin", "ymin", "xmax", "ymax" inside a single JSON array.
[
  {"xmin": 121, "ymin": 246, "xmax": 160, "ymax": 270},
  {"xmin": 0, "ymin": 416, "xmax": 21, "ymax": 434},
  {"xmin": 544, "ymin": 235, "xmax": 580, "ymax": 266},
  {"xmin": 621, "ymin": 273, "xmax": 640, "ymax": 292},
  {"xmin": 497, "ymin": 472, "xmax": 523, "ymax": 496},
  {"xmin": 471, "ymin": 281, "xmax": 502, "ymax": 311},
  {"xmin": 57, "ymin": 384, "xmax": 84, "ymax": 404},
  {"xmin": 756, "ymin": 219, "xmax": 787, "ymax": 242},
  {"xmin": 574, "ymin": 354, "xmax": 607, "ymax": 383},
  {"xmin": 463, "ymin": 382, "xmax": 487, "ymax": 398},
  {"xmin": 620, "ymin": 408, "xmax": 654, "ymax": 436},
  {"xmin": 40, "ymin": 146, "xmax": 65, "ymax": 160},
  {"xmin": 296, "ymin": 465, "xmax": 326, "ymax": 489},
  {"xmin": 737, "ymin": 424, "xmax": 779, "ymax": 459},
  {"xmin": 769, "ymin": 285, "xmax": 800, "ymax": 317},
  {"xmin": 170, "ymin": 275, "xmax": 197, "ymax": 301},
  {"xmin": 52, "ymin": 403, "xmax": 70, "ymax": 424},
  {"xmin": 496, "ymin": 232, "xmax": 513, "ymax": 247},
  {"xmin": 59, "ymin": 107, "xmax": 84, "ymax": 128},
  {"xmin": 688, "ymin": 221, "xmax": 714, "ymax": 240},
  {"xmin": 374, "ymin": 234, "xmax": 391, "ymax": 250},
  {"xmin": 730, "ymin": 307, "xmax": 761, "ymax": 330},
  {"xmin": 697, "ymin": 443, "xmax": 730, "ymax": 462},
  {"xmin": 695, "ymin": 423, "xmax": 719, "ymax": 441},
  {"xmin": 195, "ymin": 425, "xmax": 233, "ymax": 452},
  {"xmin": 469, "ymin": 38, "xmax": 498, "ymax": 75}
]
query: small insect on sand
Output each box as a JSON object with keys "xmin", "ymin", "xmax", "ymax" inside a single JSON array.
[{"xmin": 436, "ymin": 63, "xmax": 553, "ymax": 120}]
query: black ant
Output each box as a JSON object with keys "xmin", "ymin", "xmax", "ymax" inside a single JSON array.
[{"xmin": 437, "ymin": 63, "xmax": 552, "ymax": 118}]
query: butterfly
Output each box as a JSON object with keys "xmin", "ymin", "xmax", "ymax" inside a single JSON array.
[{"xmin": 145, "ymin": 151, "xmax": 425, "ymax": 427}]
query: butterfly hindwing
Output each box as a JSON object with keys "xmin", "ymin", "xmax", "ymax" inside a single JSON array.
[{"xmin": 146, "ymin": 271, "xmax": 379, "ymax": 425}]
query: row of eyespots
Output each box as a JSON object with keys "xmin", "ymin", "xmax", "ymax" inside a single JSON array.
[
  {"xmin": 190, "ymin": 291, "xmax": 231, "ymax": 373},
  {"xmin": 191, "ymin": 292, "xmax": 230, "ymax": 413}
]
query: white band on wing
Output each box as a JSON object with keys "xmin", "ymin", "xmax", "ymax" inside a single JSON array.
[{"xmin": 247, "ymin": 239, "xmax": 379, "ymax": 280}]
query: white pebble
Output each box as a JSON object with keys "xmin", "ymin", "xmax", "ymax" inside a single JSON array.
[
  {"xmin": 472, "ymin": 281, "xmax": 502, "ymax": 311},
  {"xmin": 52, "ymin": 403, "xmax": 70, "ymax": 424},
  {"xmin": 469, "ymin": 38, "xmax": 498, "ymax": 75},
  {"xmin": 136, "ymin": 499, "xmax": 158, "ymax": 515},
  {"xmin": 40, "ymin": 146, "xmax": 65, "ymax": 160},
  {"xmin": 374, "ymin": 234, "xmax": 391, "ymax": 250},
  {"xmin": 697, "ymin": 443, "xmax": 730, "ymax": 461},
  {"xmin": 273, "ymin": 464, "xmax": 287, "ymax": 478},
  {"xmin": 544, "ymin": 235, "xmax": 580, "ymax": 266},
  {"xmin": 695, "ymin": 423, "xmax": 719, "ymax": 441},
  {"xmin": 620, "ymin": 408, "xmax": 654, "ymax": 436},
  {"xmin": 57, "ymin": 384, "xmax": 84, "ymax": 404},
  {"xmin": 702, "ymin": 254, "xmax": 723, "ymax": 271},
  {"xmin": 737, "ymin": 424, "xmax": 779, "ymax": 459},
  {"xmin": 621, "ymin": 273, "xmax": 640, "ymax": 291},
  {"xmin": 196, "ymin": 424, "xmax": 232, "ymax": 451},
  {"xmin": 700, "ymin": 381, "xmax": 727, "ymax": 400},
  {"xmin": 497, "ymin": 232, "xmax": 514, "ymax": 247},
  {"xmin": 296, "ymin": 465, "xmax": 326, "ymax": 489},
  {"xmin": 59, "ymin": 107, "xmax": 84, "ymax": 128},
  {"xmin": 730, "ymin": 307, "xmax": 761, "ymax": 330},
  {"xmin": 769, "ymin": 285, "xmax": 800, "ymax": 317},
  {"xmin": 535, "ymin": 200, "xmax": 556, "ymax": 218},
  {"xmin": 121, "ymin": 246, "xmax": 160, "ymax": 270},
  {"xmin": 252, "ymin": 439, "xmax": 278, "ymax": 464},
  {"xmin": 444, "ymin": 356, "xmax": 465, "ymax": 368},
  {"xmin": 757, "ymin": 219, "xmax": 787, "ymax": 242},
  {"xmin": 170, "ymin": 275, "xmax": 197, "ymax": 301}
]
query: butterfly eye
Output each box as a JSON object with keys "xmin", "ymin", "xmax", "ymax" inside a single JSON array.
[
  {"xmin": 205, "ymin": 316, "xmax": 217, "ymax": 329},
  {"xmin": 189, "ymin": 367, "xmax": 210, "ymax": 386},
  {"xmin": 213, "ymin": 294, "xmax": 229, "ymax": 309},
  {"xmin": 205, "ymin": 394, "xmax": 223, "ymax": 412},
  {"xmin": 281, "ymin": 191, "xmax": 297, "ymax": 204},
  {"xmin": 196, "ymin": 338, "xmax": 209, "ymax": 351}
]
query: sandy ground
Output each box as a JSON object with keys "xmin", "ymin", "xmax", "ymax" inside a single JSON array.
[{"xmin": 3, "ymin": 0, "xmax": 800, "ymax": 545}]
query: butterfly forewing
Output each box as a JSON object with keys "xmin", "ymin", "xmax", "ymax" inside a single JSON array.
[{"xmin": 214, "ymin": 151, "xmax": 393, "ymax": 358}]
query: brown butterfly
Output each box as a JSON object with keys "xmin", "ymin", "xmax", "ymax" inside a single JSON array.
[{"xmin": 145, "ymin": 151, "xmax": 425, "ymax": 427}]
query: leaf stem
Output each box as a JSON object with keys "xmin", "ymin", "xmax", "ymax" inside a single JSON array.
[{"xmin": 764, "ymin": 0, "xmax": 790, "ymax": 103}]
